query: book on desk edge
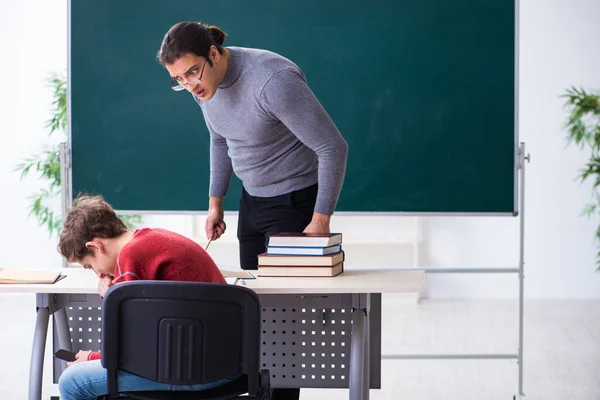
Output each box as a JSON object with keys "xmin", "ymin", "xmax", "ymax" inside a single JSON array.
[
  {"xmin": 267, "ymin": 232, "xmax": 342, "ymax": 247},
  {"xmin": 257, "ymin": 262, "xmax": 344, "ymax": 277},
  {"xmin": 258, "ymin": 251, "xmax": 344, "ymax": 266},
  {"xmin": 266, "ymin": 244, "xmax": 342, "ymax": 256},
  {"xmin": 0, "ymin": 268, "xmax": 63, "ymax": 284}
]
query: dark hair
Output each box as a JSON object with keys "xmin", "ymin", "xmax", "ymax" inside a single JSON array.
[
  {"xmin": 157, "ymin": 22, "xmax": 227, "ymax": 66},
  {"xmin": 58, "ymin": 195, "xmax": 128, "ymax": 262}
]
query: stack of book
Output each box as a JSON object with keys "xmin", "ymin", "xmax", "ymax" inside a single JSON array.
[{"xmin": 257, "ymin": 232, "xmax": 344, "ymax": 277}]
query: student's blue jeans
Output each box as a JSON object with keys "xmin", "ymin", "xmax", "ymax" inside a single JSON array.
[{"xmin": 59, "ymin": 360, "xmax": 235, "ymax": 400}]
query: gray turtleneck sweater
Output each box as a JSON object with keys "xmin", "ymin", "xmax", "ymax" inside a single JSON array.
[{"xmin": 195, "ymin": 47, "xmax": 348, "ymax": 215}]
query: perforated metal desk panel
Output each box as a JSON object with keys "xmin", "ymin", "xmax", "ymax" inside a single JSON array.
[{"xmin": 53, "ymin": 293, "xmax": 383, "ymax": 389}]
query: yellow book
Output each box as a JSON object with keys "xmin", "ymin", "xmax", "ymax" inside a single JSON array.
[{"xmin": 0, "ymin": 268, "xmax": 63, "ymax": 284}]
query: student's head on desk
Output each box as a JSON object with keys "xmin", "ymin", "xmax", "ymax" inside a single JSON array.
[
  {"xmin": 57, "ymin": 195, "xmax": 225, "ymax": 298},
  {"xmin": 58, "ymin": 195, "xmax": 132, "ymax": 282}
]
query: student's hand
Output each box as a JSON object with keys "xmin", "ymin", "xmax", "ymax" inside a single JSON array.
[
  {"xmin": 304, "ymin": 212, "xmax": 331, "ymax": 234},
  {"xmin": 66, "ymin": 350, "xmax": 92, "ymax": 366},
  {"xmin": 97, "ymin": 275, "xmax": 114, "ymax": 297},
  {"xmin": 206, "ymin": 197, "xmax": 226, "ymax": 241}
]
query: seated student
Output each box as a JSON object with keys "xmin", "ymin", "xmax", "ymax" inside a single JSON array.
[{"xmin": 57, "ymin": 195, "xmax": 232, "ymax": 400}]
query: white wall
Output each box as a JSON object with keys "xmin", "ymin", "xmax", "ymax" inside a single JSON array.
[
  {"xmin": 517, "ymin": 0, "xmax": 600, "ymax": 298},
  {"xmin": 1, "ymin": 0, "xmax": 599, "ymax": 299},
  {"xmin": 0, "ymin": 0, "xmax": 67, "ymax": 270}
]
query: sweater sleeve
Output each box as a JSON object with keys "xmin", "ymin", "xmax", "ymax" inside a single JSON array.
[
  {"xmin": 203, "ymin": 111, "xmax": 234, "ymax": 199},
  {"xmin": 260, "ymin": 69, "xmax": 348, "ymax": 215},
  {"xmin": 111, "ymin": 246, "xmax": 142, "ymax": 284}
]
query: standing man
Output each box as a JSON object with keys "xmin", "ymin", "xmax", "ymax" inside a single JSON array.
[{"xmin": 157, "ymin": 21, "xmax": 348, "ymax": 276}]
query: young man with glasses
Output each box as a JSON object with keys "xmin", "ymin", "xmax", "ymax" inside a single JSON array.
[
  {"xmin": 157, "ymin": 22, "xmax": 347, "ymax": 269},
  {"xmin": 158, "ymin": 23, "xmax": 348, "ymax": 399}
]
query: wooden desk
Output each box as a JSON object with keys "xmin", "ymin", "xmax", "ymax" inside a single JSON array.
[{"xmin": 0, "ymin": 268, "xmax": 423, "ymax": 294}]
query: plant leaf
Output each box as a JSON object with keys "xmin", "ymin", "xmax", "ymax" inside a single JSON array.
[
  {"xmin": 562, "ymin": 86, "xmax": 600, "ymax": 269},
  {"xmin": 16, "ymin": 72, "xmax": 143, "ymax": 237}
]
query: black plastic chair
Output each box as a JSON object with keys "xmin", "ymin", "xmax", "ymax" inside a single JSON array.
[{"xmin": 98, "ymin": 280, "xmax": 270, "ymax": 400}]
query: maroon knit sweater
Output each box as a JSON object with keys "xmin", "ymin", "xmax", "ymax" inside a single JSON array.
[{"xmin": 88, "ymin": 228, "xmax": 225, "ymax": 360}]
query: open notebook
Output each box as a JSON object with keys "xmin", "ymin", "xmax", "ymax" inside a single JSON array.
[
  {"xmin": 0, "ymin": 269, "xmax": 63, "ymax": 284},
  {"xmin": 221, "ymin": 270, "xmax": 255, "ymax": 286}
]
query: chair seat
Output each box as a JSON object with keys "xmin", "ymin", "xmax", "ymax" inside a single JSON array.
[{"xmin": 107, "ymin": 375, "xmax": 250, "ymax": 400}]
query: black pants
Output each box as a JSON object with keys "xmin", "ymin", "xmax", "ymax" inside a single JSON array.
[
  {"xmin": 238, "ymin": 183, "xmax": 318, "ymax": 270},
  {"xmin": 237, "ymin": 183, "xmax": 317, "ymax": 400}
]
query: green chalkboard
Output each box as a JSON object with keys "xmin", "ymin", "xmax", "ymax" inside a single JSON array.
[{"xmin": 70, "ymin": 0, "xmax": 516, "ymax": 213}]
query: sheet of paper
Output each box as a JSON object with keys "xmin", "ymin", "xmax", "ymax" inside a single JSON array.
[{"xmin": 225, "ymin": 277, "xmax": 238, "ymax": 285}]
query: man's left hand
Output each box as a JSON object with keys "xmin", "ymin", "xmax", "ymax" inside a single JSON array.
[{"xmin": 303, "ymin": 212, "xmax": 331, "ymax": 234}]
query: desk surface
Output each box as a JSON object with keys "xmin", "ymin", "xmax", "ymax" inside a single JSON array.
[{"xmin": 0, "ymin": 268, "xmax": 424, "ymax": 295}]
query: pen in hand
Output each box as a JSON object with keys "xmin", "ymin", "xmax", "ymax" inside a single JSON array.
[{"xmin": 205, "ymin": 239, "xmax": 212, "ymax": 251}]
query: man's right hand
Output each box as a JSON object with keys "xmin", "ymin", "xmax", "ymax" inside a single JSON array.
[{"xmin": 205, "ymin": 197, "xmax": 226, "ymax": 240}]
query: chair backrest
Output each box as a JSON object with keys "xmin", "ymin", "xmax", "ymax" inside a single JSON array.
[{"xmin": 101, "ymin": 281, "xmax": 261, "ymax": 388}]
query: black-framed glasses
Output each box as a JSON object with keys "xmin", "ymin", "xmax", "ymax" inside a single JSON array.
[{"xmin": 171, "ymin": 59, "xmax": 207, "ymax": 92}]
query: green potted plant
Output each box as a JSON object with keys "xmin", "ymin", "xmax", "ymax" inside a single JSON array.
[
  {"xmin": 16, "ymin": 73, "xmax": 141, "ymax": 236},
  {"xmin": 563, "ymin": 86, "xmax": 600, "ymax": 268}
]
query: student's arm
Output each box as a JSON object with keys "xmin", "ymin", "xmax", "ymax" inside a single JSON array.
[
  {"xmin": 73, "ymin": 257, "xmax": 141, "ymax": 366},
  {"xmin": 260, "ymin": 69, "xmax": 349, "ymax": 232},
  {"xmin": 66, "ymin": 350, "xmax": 97, "ymax": 366},
  {"xmin": 204, "ymin": 114, "xmax": 231, "ymax": 240},
  {"xmin": 97, "ymin": 275, "xmax": 113, "ymax": 298}
]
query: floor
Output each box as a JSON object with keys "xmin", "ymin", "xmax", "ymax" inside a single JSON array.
[{"xmin": 1, "ymin": 294, "xmax": 598, "ymax": 400}]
